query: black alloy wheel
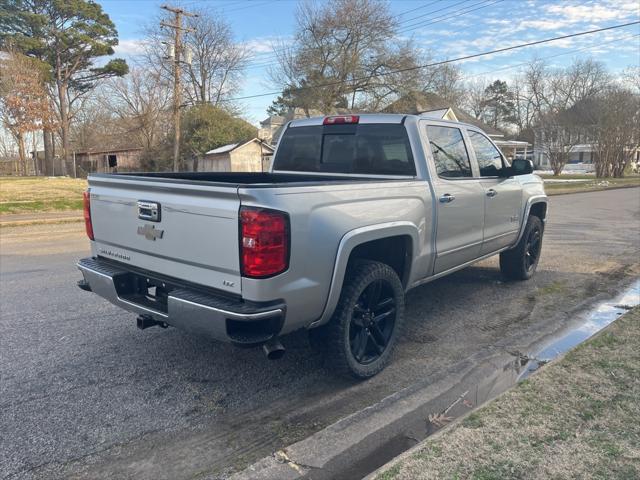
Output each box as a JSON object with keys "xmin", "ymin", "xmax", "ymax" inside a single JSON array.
[
  {"xmin": 349, "ymin": 280, "xmax": 397, "ymax": 364},
  {"xmin": 524, "ymin": 224, "xmax": 542, "ymax": 272}
]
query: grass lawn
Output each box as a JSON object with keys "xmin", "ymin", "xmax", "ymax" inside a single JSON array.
[
  {"xmin": 539, "ymin": 173, "xmax": 595, "ymax": 180},
  {"xmin": 375, "ymin": 307, "xmax": 640, "ymax": 480},
  {"xmin": 543, "ymin": 176, "xmax": 640, "ymax": 195},
  {"xmin": 0, "ymin": 176, "xmax": 87, "ymax": 214}
]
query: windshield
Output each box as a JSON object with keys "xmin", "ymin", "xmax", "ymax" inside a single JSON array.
[{"xmin": 273, "ymin": 124, "xmax": 416, "ymax": 176}]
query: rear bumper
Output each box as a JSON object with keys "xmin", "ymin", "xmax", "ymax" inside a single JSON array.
[{"xmin": 77, "ymin": 257, "xmax": 285, "ymax": 345}]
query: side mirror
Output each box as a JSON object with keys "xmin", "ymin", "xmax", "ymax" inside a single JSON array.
[{"xmin": 511, "ymin": 159, "xmax": 533, "ymax": 175}]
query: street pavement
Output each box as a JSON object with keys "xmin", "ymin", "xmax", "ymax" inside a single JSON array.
[{"xmin": 1, "ymin": 188, "xmax": 639, "ymax": 480}]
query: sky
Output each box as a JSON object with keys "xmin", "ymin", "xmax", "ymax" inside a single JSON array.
[{"xmin": 100, "ymin": 0, "xmax": 640, "ymax": 124}]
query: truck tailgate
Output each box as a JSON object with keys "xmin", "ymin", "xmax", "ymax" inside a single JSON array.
[{"xmin": 88, "ymin": 176, "xmax": 241, "ymax": 295}]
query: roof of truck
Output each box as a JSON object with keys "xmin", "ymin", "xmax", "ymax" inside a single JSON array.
[{"xmin": 288, "ymin": 113, "xmax": 496, "ymax": 136}]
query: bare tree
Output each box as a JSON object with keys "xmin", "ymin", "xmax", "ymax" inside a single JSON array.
[
  {"xmin": 184, "ymin": 11, "xmax": 249, "ymax": 106},
  {"xmin": 558, "ymin": 58, "xmax": 610, "ymax": 110},
  {"xmin": 621, "ymin": 66, "xmax": 640, "ymax": 94},
  {"xmin": 269, "ymin": 0, "xmax": 419, "ymax": 113},
  {"xmin": 100, "ymin": 67, "xmax": 172, "ymax": 149},
  {"xmin": 591, "ymin": 87, "xmax": 640, "ymax": 178},
  {"xmin": 509, "ymin": 75, "xmax": 536, "ymax": 139},
  {"xmin": 519, "ymin": 58, "xmax": 551, "ymax": 117},
  {"xmin": 516, "ymin": 57, "xmax": 610, "ymax": 119},
  {"xmin": 510, "ymin": 57, "xmax": 615, "ymax": 166},
  {"xmin": 143, "ymin": 8, "xmax": 248, "ymax": 109},
  {"xmin": 537, "ymin": 111, "xmax": 583, "ymax": 176},
  {"xmin": 421, "ymin": 61, "xmax": 464, "ymax": 106},
  {"xmin": 463, "ymin": 79, "xmax": 488, "ymax": 119},
  {"xmin": 70, "ymin": 100, "xmax": 118, "ymax": 153}
]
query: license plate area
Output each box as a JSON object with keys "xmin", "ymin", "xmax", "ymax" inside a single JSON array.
[{"xmin": 113, "ymin": 272, "xmax": 171, "ymax": 314}]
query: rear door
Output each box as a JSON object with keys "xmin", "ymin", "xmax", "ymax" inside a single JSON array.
[
  {"xmin": 423, "ymin": 123, "xmax": 485, "ymax": 274},
  {"xmin": 466, "ymin": 130, "xmax": 522, "ymax": 255},
  {"xmin": 88, "ymin": 175, "xmax": 242, "ymax": 295}
]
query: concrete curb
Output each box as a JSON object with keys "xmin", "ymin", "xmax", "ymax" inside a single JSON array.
[{"xmin": 228, "ymin": 349, "xmax": 509, "ymax": 480}]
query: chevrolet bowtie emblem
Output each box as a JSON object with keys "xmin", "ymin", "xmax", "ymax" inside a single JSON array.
[{"xmin": 137, "ymin": 224, "xmax": 164, "ymax": 241}]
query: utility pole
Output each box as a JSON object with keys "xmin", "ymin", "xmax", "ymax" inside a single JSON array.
[{"xmin": 161, "ymin": 5, "xmax": 197, "ymax": 172}]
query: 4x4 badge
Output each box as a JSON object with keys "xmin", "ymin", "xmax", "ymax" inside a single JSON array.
[{"xmin": 137, "ymin": 224, "xmax": 164, "ymax": 241}]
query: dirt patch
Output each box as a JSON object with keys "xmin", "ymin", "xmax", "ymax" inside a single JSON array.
[{"xmin": 374, "ymin": 308, "xmax": 640, "ymax": 480}]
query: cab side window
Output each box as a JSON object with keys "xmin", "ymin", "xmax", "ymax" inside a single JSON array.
[
  {"xmin": 468, "ymin": 131, "xmax": 506, "ymax": 177},
  {"xmin": 426, "ymin": 125, "xmax": 472, "ymax": 178}
]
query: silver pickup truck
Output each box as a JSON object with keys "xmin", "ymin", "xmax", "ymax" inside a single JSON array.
[{"xmin": 77, "ymin": 114, "xmax": 547, "ymax": 378}]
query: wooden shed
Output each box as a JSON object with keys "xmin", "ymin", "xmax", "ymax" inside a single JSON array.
[
  {"xmin": 75, "ymin": 147, "xmax": 143, "ymax": 175},
  {"xmin": 200, "ymin": 139, "xmax": 275, "ymax": 172}
]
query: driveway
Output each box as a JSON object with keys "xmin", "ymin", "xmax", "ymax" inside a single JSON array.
[{"xmin": 1, "ymin": 187, "xmax": 639, "ymax": 480}]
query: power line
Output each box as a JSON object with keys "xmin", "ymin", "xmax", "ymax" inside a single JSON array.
[
  {"xmin": 396, "ymin": 0, "xmax": 443, "ymax": 18},
  {"xmin": 399, "ymin": 0, "xmax": 472, "ymax": 25},
  {"xmin": 399, "ymin": 0, "xmax": 503, "ymax": 33},
  {"xmin": 243, "ymin": 0, "xmax": 490, "ymax": 67},
  {"xmin": 220, "ymin": 21, "xmax": 640, "ymax": 102},
  {"xmin": 464, "ymin": 32, "xmax": 640, "ymax": 80}
]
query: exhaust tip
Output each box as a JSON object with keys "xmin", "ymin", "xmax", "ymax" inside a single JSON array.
[
  {"xmin": 77, "ymin": 279, "xmax": 92, "ymax": 292},
  {"xmin": 263, "ymin": 338, "xmax": 285, "ymax": 360}
]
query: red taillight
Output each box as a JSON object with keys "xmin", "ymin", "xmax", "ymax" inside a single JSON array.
[
  {"xmin": 323, "ymin": 115, "xmax": 359, "ymax": 125},
  {"xmin": 83, "ymin": 190, "xmax": 94, "ymax": 240},
  {"xmin": 240, "ymin": 207, "xmax": 289, "ymax": 278}
]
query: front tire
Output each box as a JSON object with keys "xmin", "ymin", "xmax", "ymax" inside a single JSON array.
[
  {"xmin": 325, "ymin": 260, "xmax": 405, "ymax": 379},
  {"xmin": 500, "ymin": 215, "xmax": 544, "ymax": 280}
]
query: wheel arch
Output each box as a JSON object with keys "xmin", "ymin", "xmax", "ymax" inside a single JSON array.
[
  {"xmin": 513, "ymin": 196, "xmax": 548, "ymax": 246},
  {"xmin": 310, "ymin": 222, "xmax": 419, "ymax": 328}
]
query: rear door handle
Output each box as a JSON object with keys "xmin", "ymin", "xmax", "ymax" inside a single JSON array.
[
  {"xmin": 486, "ymin": 189, "xmax": 498, "ymax": 198},
  {"xmin": 439, "ymin": 193, "xmax": 455, "ymax": 203}
]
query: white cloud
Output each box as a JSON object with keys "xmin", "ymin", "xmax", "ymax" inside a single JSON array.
[
  {"xmin": 545, "ymin": 1, "xmax": 640, "ymax": 24},
  {"xmin": 242, "ymin": 36, "xmax": 292, "ymax": 55},
  {"xmin": 114, "ymin": 39, "xmax": 148, "ymax": 57},
  {"xmin": 526, "ymin": 19, "xmax": 571, "ymax": 31}
]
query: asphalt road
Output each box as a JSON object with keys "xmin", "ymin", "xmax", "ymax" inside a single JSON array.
[{"xmin": 1, "ymin": 188, "xmax": 639, "ymax": 480}]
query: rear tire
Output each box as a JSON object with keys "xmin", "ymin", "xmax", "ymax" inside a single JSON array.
[
  {"xmin": 500, "ymin": 215, "xmax": 544, "ymax": 280},
  {"xmin": 325, "ymin": 260, "xmax": 405, "ymax": 379}
]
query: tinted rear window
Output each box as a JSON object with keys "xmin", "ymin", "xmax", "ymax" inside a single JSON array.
[{"xmin": 273, "ymin": 124, "xmax": 416, "ymax": 176}]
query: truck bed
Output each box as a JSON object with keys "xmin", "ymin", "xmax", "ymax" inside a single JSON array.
[{"xmin": 101, "ymin": 171, "xmax": 392, "ymax": 187}]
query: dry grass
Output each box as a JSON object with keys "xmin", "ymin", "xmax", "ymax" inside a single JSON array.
[
  {"xmin": 376, "ymin": 308, "xmax": 640, "ymax": 480},
  {"xmin": 0, "ymin": 176, "xmax": 87, "ymax": 214},
  {"xmin": 544, "ymin": 177, "xmax": 640, "ymax": 195}
]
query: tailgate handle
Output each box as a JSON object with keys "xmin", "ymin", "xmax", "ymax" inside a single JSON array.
[{"xmin": 137, "ymin": 201, "xmax": 161, "ymax": 222}]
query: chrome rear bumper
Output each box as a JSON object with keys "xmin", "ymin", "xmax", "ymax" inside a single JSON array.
[{"xmin": 77, "ymin": 257, "xmax": 284, "ymax": 344}]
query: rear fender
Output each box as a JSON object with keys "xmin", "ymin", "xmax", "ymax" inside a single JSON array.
[{"xmin": 310, "ymin": 221, "xmax": 420, "ymax": 327}]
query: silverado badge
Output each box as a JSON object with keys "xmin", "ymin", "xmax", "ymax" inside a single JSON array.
[{"xmin": 137, "ymin": 224, "xmax": 164, "ymax": 241}]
